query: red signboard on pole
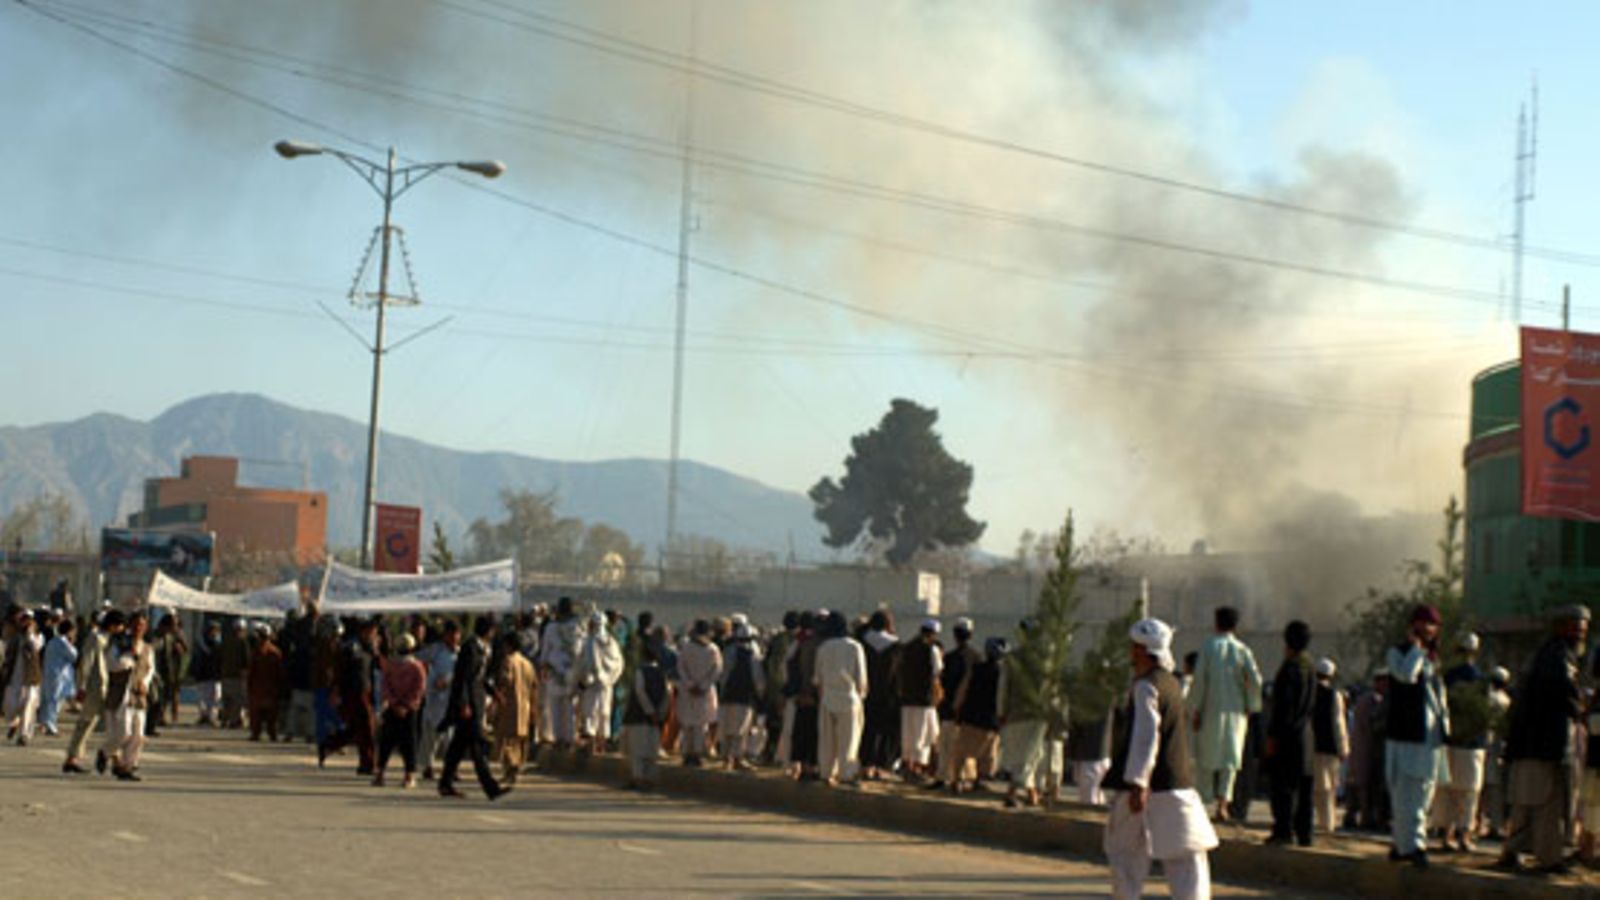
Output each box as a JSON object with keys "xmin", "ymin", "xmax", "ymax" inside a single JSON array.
[
  {"xmin": 1522, "ymin": 326, "xmax": 1600, "ymax": 520},
  {"xmin": 372, "ymin": 504, "xmax": 422, "ymax": 573}
]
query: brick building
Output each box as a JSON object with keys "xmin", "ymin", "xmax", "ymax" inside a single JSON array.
[{"xmin": 129, "ymin": 456, "xmax": 327, "ymax": 566}]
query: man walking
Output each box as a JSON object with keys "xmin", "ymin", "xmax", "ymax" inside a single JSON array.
[
  {"xmin": 1102, "ymin": 618, "xmax": 1217, "ymax": 900},
  {"xmin": 1190, "ymin": 605, "xmax": 1262, "ymax": 821},
  {"xmin": 1385, "ymin": 604, "xmax": 1449, "ymax": 869},
  {"xmin": 374, "ymin": 633, "xmax": 426, "ymax": 788},
  {"xmin": 1265, "ymin": 620, "xmax": 1315, "ymax": 847},
  {"xmin": 438, "ymin": 616, "xmax": 507, "ymax": 801},
  {"xmin": 1496, "ymin": 604, "xmax": 1587, "ymax": 876},
  {"xmin": 419, "ymin": 620, "xmax": 459, "ymax": 780},
  {"xmin": 3, "ymin": 609, "xmax": 44, "ymax": 745},
  {"xmin": 105, "ymin": 611, "xmax": 155, "ymax": 782},
  {"xmin": 63, "ymin": 610, "xmax": 121, "ymax": 774},
  {"xmin": 39, "ymin": 618, "xmax": 77, "ymax": 737}
]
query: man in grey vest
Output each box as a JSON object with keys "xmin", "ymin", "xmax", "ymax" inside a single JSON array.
[{"xmin": 1103, "ymin": 618, "xmax": 1217, "ymax": 900}]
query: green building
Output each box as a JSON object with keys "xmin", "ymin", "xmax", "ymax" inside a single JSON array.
[{"xmin": 1465, "ymin": 360, "xmax": 1600, "ymax": 628}]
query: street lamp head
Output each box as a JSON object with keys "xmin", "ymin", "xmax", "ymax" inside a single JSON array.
[
  {"xmin": 274, "ymin": 139, "xmax": 325, "ymax": 159},
  {"xmin": 456, "ymin": 160, "xmax": 506, "ymax": 179}
]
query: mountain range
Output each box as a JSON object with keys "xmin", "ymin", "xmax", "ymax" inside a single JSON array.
[{"xmin": 0, "ymin": 393, "xmax": 825, "ymax": 557}]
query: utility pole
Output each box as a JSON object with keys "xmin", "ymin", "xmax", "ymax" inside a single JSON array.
[
  {"xmin": 1511, "ymin": 79, "xmax": 1539, "ymax": 323},
  {"xmin": 274, "ymin": 139, "xmax": 504, "ymax": 568},
  {"xmin": 664, "ymin": 0, "xmax": 698, "ymax": 579},
  {"xmin": 1563, "ymin": 283, "xmax": 1571, "ymax": 331},
  {"xmin": 357, "ymin": 148, "xmax": 397, "ymax": 571}
]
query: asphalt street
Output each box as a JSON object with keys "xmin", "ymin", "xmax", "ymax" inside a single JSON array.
[{"xmin": 0, "ymin": 724, "xmax": 1274, "ymax": 898}]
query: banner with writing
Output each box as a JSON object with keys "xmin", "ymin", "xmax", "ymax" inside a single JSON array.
[
  {"xmin": 147, "ymin": 571, "xmax": 300, "ymax": 618},
  {"xmin": 319, "ymin": 558, "xmax": 518, "ymax": 613}
]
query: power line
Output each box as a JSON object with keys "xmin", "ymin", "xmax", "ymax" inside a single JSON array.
[
  {"xmin": 34, "ymin": 0, "xmax": 1571, "ymax": 313},
  {"xmin": 436, "ymin": 0, "xmax": 1600, "ymax": 267},
  {"xmin": 0, "ymin": 248, "xmax": 1494, "ymax": 364},
  {"xmin": 6, "ymin": 2, "xmax": 1503, "ymax": 427}
]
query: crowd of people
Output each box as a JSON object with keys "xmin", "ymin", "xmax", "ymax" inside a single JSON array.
[{"xmin": 3, "ymin": 590, "xmax": 1598, "ymax": 895}]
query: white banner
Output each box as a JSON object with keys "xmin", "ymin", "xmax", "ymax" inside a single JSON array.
[
  {"xmin": 319, "ymin": 558, "xmax": 518, "ymax": 613},
  {"xmin": 147, "ymin": 571, "xmax": 301, "ymax": 618}
]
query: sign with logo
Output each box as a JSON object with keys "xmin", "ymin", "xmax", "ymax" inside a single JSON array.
[
  {"xmin": 101, "ymin": 528, "xmax": 214, "ymax": 576},
  {"xmin": 1522, "ymin": 326, "xmax": 1600, "ymax": 520},
  {"xmin": 372, "ymin": 503, "xmax": 422, "ymax": 574}
]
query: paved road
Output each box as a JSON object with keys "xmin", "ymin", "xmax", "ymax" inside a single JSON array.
[{"xmin": 0, "ymin": 725, "xmax": 1273, "ymax": 898}]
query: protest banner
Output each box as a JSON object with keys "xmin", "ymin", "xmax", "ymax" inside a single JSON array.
[
  {"xmin": 319, "ymin": 558, "xmax": 517, "ymax": 613},
  {"xmin": 147, "ymin": 570, "xmax": 300, "ymax": 618}
]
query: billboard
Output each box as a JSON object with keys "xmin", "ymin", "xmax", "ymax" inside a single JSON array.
[
  {"xmin": 101, "ymin": 528, "xmax": 214, "ymax": 576},
  {"xmin": 1522, "ymin": 326, "xmax": 1600, "ymax": 520},
  {"xmin": 373, "ymin": 503, "xmax": 422, "ymax": 574}
]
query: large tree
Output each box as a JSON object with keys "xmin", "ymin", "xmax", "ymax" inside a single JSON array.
[{"xmin": 808, "ymin": 398, "xmax": 985, "ymax": 568}]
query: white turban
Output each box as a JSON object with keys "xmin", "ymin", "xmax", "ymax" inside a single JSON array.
[
  {"xmin": 1315, "ymin": 657, "xmax": 1337, "ymax": 678},
  {"xmin": 1458, "ymin": 632, "xmax": 1481, "ymax": 653},
  {"xmin": 1129, "ymin": 618, "xmax": 1175, "ymax": 669}
]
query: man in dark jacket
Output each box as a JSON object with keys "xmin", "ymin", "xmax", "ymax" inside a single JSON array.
[
  {"xmin": 319, "ymin": 618, "xmax": 378, "ymax": 774},
  {"xmin": 1496, "ymin": 604, "xmax": 1588, "ymax": 876},
  {"xmin": 438, "ymin": 615, "xmax": 507, "ymax": 801},
  {"xmin": 934, "ymin": 618, "xmax": 981, "ymax": 789},
  {"xmin": 1265, "ymin": 620, "xmax": 1315, "ymax": 846}
]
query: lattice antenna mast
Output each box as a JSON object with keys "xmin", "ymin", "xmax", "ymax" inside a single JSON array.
[
  {"xmin": 665, "ymin": 0, "xmax": 699, "ymax": 573},
  {"xmin": 1511, "ymin": 78, "xmax": 1539, "ymax": 323}
]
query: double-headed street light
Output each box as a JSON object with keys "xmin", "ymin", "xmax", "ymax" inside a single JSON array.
[{"xmin": 275, "ymin": 139, "xmax": 505, "ymax": 570}]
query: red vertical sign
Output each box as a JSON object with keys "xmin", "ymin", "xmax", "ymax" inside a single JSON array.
[
  {"xmin": 1522, "ymin": 326, "xmax": 1600, "ymax": 520},
  {"xmin": 373, "ymin": 503, "xmax": 422, "ymax": 573}
]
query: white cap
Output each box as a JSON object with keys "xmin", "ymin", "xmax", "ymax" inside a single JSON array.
[
  {"xmin": 1315, "ymin": 657, "xmax": 1337, "ymax": 678},
  {"xmin": 921, "ymin": 618, "xmax": 941, "ymax": 634},
  {"xmin": 954, "ymin": 617, "xmax": 974, "ymax": 633},
  {"xmin": 1458, "ymin": 632, "xmax": 1481, "ymax": 653},
  {"xmin": 1490, "ymin": 666, "xmax": 1511, "ymax": 684},
  {"xmin": 1129, "ymin": 618, "xmax": 1175, "ymax": 669}
]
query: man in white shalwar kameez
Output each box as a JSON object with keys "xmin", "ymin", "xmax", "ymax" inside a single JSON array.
[
  {"xmin": 1189, "ymin": 605, "xmax": 1261, "ymax": 821},
  {"xmin": 1103, "ymin": 618, "xmax": 1218, "ymax": 900},
  {"xmin": 538, "ymin": 598, "xmax": 582, "ymax": 749},
  {"xmin": 3, "ymin": 610, "xmax": 45, "ymax": 745},
  {"xmin": 574, "ymin": 611, "xmax": 624, "ymax": 752},
  {"xmin": 676, "ymin": 621, "xmax": 723, "ymax": 766}
]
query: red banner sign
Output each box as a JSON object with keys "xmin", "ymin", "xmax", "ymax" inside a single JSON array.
[
  {"xmin": 373, "ymin": 503, "xmax": 423, "ymax": 573},
  {"xmin": 1522, "ymin": 326, "xmax": 1600, "ymax": 520}
]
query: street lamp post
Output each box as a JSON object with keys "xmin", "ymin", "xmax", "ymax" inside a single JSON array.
[{"xmin": 275, "ymin": 140, "xmax": 504, "ymax": 569}]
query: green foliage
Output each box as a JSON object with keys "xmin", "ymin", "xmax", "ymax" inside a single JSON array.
[
  {"xmin": 1068, "ymin": 594, "xmax": 1142, "ymax": 727},
  {"xmin": 1342, "ymin": 496, "xmax": 1468, "ymax": 676},
  {"xmin": 808, "ymin": 398, "xmax": 985, "ymax": 568},
  {"xmin": 1446, "ymin": 677, "xmax": 1493, "ymax": 745},
  {"xmin": 466, "ymin": 489, "xmax": 643, "ymax": 581},
  {"xmin": 428, "ymin": 522, "xmax": 455, "ymax": 573},
  {"xmin": 1005, "ymin": 512, "xmax": 1080, "ymax": 733}
]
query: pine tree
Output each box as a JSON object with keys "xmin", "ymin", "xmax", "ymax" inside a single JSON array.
[
  {"xmin": 1005, "ymin": 511, "xmax": 1081, "ymax": 736},
  {"xmin": 427, "ymin": 522, "xmax": 455, "ymax": 573},
  {"xmin": 1067, "ymin": 594, "xmax": 1142, "ymax": 730}
]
